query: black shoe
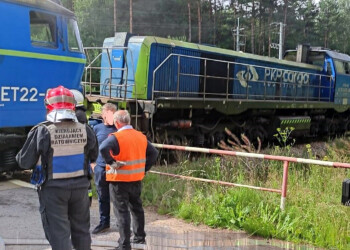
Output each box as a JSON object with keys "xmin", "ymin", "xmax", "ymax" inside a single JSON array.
[
  {"xmin": 114, "ymin": 246, "xmax": 131, "ymax": 250},
  {"xmin": 92, "ymin": 223, "xmax": 110, "ymax": 234},
  {"xmin": 131, "ymin": 238, "xmax": 146, "ymax": 244}
]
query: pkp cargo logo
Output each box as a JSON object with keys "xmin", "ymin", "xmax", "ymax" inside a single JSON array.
[{"xmin": 236, "ymin": 66, "xmax": 259, "ymax": 87}]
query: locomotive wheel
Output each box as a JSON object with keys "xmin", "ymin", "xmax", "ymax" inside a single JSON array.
[
  {"xmin": 155, "ymin": 130, "xmax": 182, "ymax": 144},
  {"xmin": 327, "ymin": 120, "xmax": 337, "ymax": 137},
  {"xmin": 208, "ymin": 131, "xmax": 225, "ymax": 148},
  {"xmin": 167, "ymin": 134, "xmax": 187, "ymax": 145},
  {"xmin": 346, "ymin": 121, "xmax": 350, "ymax": 134},
  {"xmin": 246, "ymin": 125, "xmax": 268, "ymax": 146}
]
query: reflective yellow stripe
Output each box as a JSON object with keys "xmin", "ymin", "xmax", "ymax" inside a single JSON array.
[
  {"xmin": 281, "ymin": 118, "xmax": 312, "ymax": 124},
  {"xmin": 0, "ymin": 49, "xmax": 86, "ymax": 64},
  {"xmin": 123, "ymin": 159, "xmax": 146, "ymax": 166},
  {"xmin": 117, "ymin": 167, "xmax": 145, "ymax": 175}
]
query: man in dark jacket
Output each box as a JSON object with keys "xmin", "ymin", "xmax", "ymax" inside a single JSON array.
[
  {"xmin": 71, "ymin": 89, "xmax": 94, "ymax": 206},
  {"xmin": 100, "ymin": 110, "xmax": 158, "ymax": 250},
  {"xmin": 16, "ymin": 86, "xmax": 98, "ymax": 250},
  {"xmin": 91, "ymin": 103, "xmax": 118, "ymax": 234}
]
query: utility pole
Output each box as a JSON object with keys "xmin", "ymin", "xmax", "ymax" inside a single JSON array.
[
  {"xmin": 232, "ymin": 17, "xmax": 245, "ymax": 52},
  {"xmin": 188, "ymin": 1, "xmax": 192, "ymax": 42},
  {"xmin": 279, "ymin": 22, "xmax": 283, "ymax": 59},
  {"xmin": 236, "ymin": 17, "xmax": 240, "ymax": 51},
  {"xmin": 114, "ymin": 0, "xmax": 117, "ymax": 33},
  {"xmin": 213, "ymin": 0, "xmax": 216, "ymax": 45},
  {"xmin": 270, "ymin": 22, "xmax": 285, "ymax": 59},
  {"xmin": 197, "ymin": 0, "xmax": 202, "ymax": 44},
  {"xmin": 129, "ymin": 0, "xmax": 133, "ymax": 33}
]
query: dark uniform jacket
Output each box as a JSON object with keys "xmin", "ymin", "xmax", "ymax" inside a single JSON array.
[{"xmin": 16, "ymin": 120, "xmax": 98, "ymax": 188}]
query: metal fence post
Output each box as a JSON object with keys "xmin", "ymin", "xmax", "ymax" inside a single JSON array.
[{"xmin": 280, "ymin": 161, "xmax": 289, "ymax": 210}]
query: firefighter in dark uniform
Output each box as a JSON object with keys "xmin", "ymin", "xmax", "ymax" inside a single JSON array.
[
  {"xmin": 16, "ymin": 86, "xmax": 98, "ymax": 250},
  {"xmin": 100, "ymin": 110, "xmax": 158, "ymax": 250},
  {"xmin": 71, "ymin": 89, "xmax": 93, "ymax": 206}
]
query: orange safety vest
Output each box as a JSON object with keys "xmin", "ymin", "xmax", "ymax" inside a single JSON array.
[{"xmin": 106, "ymin": 128, "xmax": 147, "ymax": 182}]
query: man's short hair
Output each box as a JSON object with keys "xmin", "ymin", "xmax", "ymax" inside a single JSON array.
[
  {"xmin": 102, "ymin": 103, "xmax": 117, "ymax": 112},
  {"xmin": 113, "ymin": 110, "xmax": 131, "ymax": 125}
]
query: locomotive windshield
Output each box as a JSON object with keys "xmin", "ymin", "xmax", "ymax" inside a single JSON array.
[
  {"xmin": 30, "ymin": 11, "xmax": 57, "ymax": 48},
  {"xmin": 284, "ymin": 50, "xmax": 325, "ymax": 67},
  {"xmin": 307, "ymin": 51, "xmax": 325, "ymax": 67},
  {"xmin": 334, "ymin": 60, "xmax": 350, "ymax": 75},
  {"xmin": 67, "ymin": 19, "xmax": 83, "ymax": 52},
  {"xmin": 283, "ymin": 51, "xmax": 296, "ymax": 62}
]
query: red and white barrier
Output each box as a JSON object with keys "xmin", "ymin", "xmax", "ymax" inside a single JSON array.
[{"xmin": 151, "ymin": 143, "xmax": 350, "ymax": 210}]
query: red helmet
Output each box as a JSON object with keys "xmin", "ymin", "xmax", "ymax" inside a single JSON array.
[{"xmin": 44, "ymin": 85, "xmax": 75, "ymax": 112}]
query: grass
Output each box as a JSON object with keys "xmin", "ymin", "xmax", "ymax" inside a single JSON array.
[{"xmin": 141, "ymin": 137, "xmax": 350, "ymax": 249}]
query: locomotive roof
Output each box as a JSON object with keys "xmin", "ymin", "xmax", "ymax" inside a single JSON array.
[
  {"xmin": 2, "ymin": 0, "xmax": 75, "ymax": 17},
  {"xmin": 286, "ymin": 47, "xmax": 350, "ymax": 62},
  {"xmin": 323, "ymin": 50, "xmax": 350, "ymax": 62},
  {"xmin": 141, "ymin": 36, "xmax": 321, "ymax": 71}
]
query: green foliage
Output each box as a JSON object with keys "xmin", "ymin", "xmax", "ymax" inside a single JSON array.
[
  {"xmin": 73, "ymin": 0, "xmax": 114, "ymax": 47},
  {"xmin": 142, "ymin": 137, "xmax": 350, "ymax": 249},
  {"xmin": 63, "ymin": 0, "xmax": 350, "ymax": 55},
  {"xmin": 273, "ymin": 127, "xmax": 296, "ymax": 149}
]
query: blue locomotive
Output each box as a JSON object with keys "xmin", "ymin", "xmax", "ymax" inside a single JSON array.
[
  {"xmin": 0, "ymin": 0, "xmax": 85, "ymax": 172},
  {"xmin": 83, "ymin": 33, "xmax": 350, "ymax": 147}
]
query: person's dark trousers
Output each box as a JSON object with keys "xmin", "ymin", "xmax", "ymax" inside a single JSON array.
[
  {"xmin": 110, "ymin": 181, "xmax": 146, "ymax": 250},
  {"xmin": 94, "ymin": 165, "xmax": 110, "ymax": 226},
  {"xmin": 38, "ymin": 185, "xmax": 91, "ymax": 250}
]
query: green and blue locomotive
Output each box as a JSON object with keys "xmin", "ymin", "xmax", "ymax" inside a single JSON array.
[{"xmin": 84, "ymin": 33, "xmax": 350, "ymax": 147}]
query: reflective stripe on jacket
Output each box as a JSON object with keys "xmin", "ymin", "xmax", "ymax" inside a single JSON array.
[{"xmin": 106, "ymin": 128, "xmax": 147, "ymax": 182}]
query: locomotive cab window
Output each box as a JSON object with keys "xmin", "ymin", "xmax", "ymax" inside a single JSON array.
[
  {"xmin": 67, "ymin": 19, "xmax": 83, "ymax": 52},
  {"xmin": 307, "ymin": 52, "xmax": 325, "ymax": 67},
  {"xmin": 30, "ymin": 11, "xmax": 57, "ymax": 48},
  {"xmin": 345, "ymin": 62, "xmax": 350, "ymax": 74},
  {"xmin": 334, "ymin": 60, "xmax": 345, "ymax": 74},
  {"xmin": 326, "ymin": 62, "xmax": 333, "ymax": 75},
  {"xmin": 283, "ymin": 51, "xmax": 296, "ymax": 62}
]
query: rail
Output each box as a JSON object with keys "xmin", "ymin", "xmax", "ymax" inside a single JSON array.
[
  {"xmin": 152, "ymin": 53, "xmax": 333, "ymax": 102},
  {"xmin": 151, "ymin": 143, "xmax": 350, "ymax": 210}
]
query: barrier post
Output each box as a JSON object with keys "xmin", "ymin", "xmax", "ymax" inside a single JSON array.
[{"xmin": 280, "ymin": 161, "xmax": 289, "ymax": 210}]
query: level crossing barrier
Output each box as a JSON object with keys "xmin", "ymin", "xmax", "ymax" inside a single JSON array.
[{"xmin": 151, "ymin": 143, "xmax": 350, "ymax": 210}]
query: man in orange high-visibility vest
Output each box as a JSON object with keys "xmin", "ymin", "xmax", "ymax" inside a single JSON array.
[{"xmin": 100, "ymin": 110, "xmax": 158, "ymax": 250}]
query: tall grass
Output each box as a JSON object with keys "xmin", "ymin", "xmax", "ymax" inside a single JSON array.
[{"xmin": 142, "ymin": 138, "xmax": 350, "ymax": 249}]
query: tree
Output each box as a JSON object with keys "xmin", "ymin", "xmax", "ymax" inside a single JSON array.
[
  {"xmin": 317, "ymin": 0, "xmax": 340, "ymax": 48},
  {"xmin": 337, "ymin": 0, "xmax": 350, "ymax": 53},
  {"xmin": 73, "ymin": 0, "xmax": 114, "ymax": 47},
  {"xmin": 266, "ymin": 1, "xmax": 277, "ymax": 56},
  {"xmin": 68, "ymin": 0, "xmax": 350, "ymax": 56},
  {"xmin": 282, "ymin": 0, "xmax": 289, "ymax": 52},
  {"xmin": 188, "ymin": 0, "xmax": 192, "ymax": 42},
  {"xmin": 250, "ymin": 0, "xmax": 256, "ymax": 54},
  {"xmin": 130, "ymin": 0, "xmax": 133, "ymax": 33},
  {"xmin": 61, "ymin": 0, "xmax": 73, "ymax": 10},
  {"xmin": 114, "ymin": 0, "xmax": 117, "ymax": 33},
  {"xmin": 297, "ymin": 0, "xmax": 318, "ymax": 43},
  {"xmin": 197, "ymin": 0, "xmax": 202, "ymax": 43}
]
